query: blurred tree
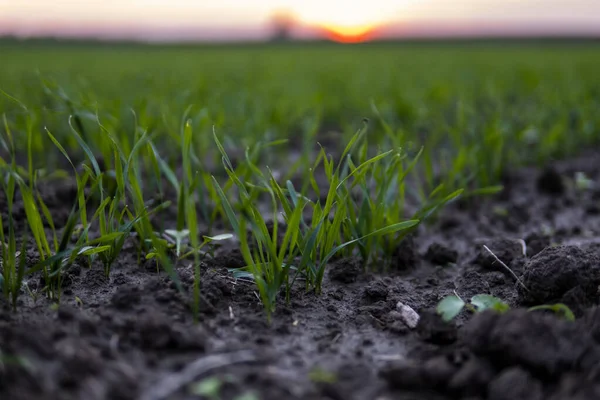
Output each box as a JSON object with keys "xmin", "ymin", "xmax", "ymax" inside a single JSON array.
[{"xmin": 270, "ymin": 10, "xmax": 296, "ymax": 42}]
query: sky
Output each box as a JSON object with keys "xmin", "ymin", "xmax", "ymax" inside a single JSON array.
[{"xmin": 1, "ymin": 0, "xmax": 599, "ymax": 42}]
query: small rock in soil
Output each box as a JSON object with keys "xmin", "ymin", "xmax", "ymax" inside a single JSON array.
[
  {"xmin": 396, "ymin": 302, "xmax": 420, "ymax": 329},
  {"xmin": 518, "ymin": 245, "xmax": 600, "ymax": 307},
  {"xmin": 425, "ymin": 242, "xmax": 458, "ymax": 265},
  {"xmin": 537, "ymin": 166, "xmax": 565, "ymax": 195},
  {"xmin": 488, "ymin": 367, "xmax": 543, "ymax": 400}
]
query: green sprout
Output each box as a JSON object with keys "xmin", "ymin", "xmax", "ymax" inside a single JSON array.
[{"xmin": 437, "ymin": 293, "xmax": 576, "ymax": 322}]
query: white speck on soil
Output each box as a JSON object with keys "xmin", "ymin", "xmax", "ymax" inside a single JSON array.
[{"xmin": 396, "ymin": 302, "xmax": 420, "ymax": 329}]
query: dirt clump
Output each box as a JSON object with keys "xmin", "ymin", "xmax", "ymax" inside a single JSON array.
[{"xmin": 518, "ymin": 245, "xmax": 600, "ymax": 312}]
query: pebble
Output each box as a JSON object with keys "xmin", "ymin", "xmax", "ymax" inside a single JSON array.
[{"xmin": 396, "ymin": 302, "xmax": 420, "ymax": 329}]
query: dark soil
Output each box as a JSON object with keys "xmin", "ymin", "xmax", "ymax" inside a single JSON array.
[{"xmin": 2, "ymin": 152, "xmax": 600, "ymax": 400}]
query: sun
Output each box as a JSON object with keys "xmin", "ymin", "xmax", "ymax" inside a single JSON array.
[
  {"xmin": 318, "ymin": 24, "xmax": 378, "ymax": 43},
  {"xmin": 291, "ymin": 1, "xmax": 394, "ymax": 43}
]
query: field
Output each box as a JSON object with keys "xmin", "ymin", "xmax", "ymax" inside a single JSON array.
[{"xmin": 1, "ymin": 40, "xmax": 600, "ymax": 400}]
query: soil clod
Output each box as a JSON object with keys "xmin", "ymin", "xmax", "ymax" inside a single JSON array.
[
  {"xmin": 537, "ymin": 166, "xmax": 565, "ymax": 195},
  {"xmin": 518, "ymin": 245, "xmax": 600, "ymax": 307},
  {"xmin": 425, "ymin": 242, "xmax": 459, "ymax": 265}
]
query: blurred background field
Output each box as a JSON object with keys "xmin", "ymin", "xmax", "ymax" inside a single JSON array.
[{"xmin": 1, "ymin": 40, "xmax": 599, "ymax": 189}]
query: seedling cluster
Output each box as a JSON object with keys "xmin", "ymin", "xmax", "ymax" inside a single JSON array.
[{"xmin": 437, "ymin": 293, "xmax": 576, "ymax": 322}]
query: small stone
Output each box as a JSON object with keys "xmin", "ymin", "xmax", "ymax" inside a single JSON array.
[{"xmin": 396, "ymin": 302, "xmax": 420, "ymax": 329}]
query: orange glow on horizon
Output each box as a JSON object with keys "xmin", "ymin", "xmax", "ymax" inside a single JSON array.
[
  {"xmin": 318, "ymin": 24, "xmax": 379, "ymax": 43},
  {"xmin": 0, "ymin": 0, "xmax": 599, "ymax": 41},
  {"xmin": 288, "ymin": 1, "xmax": 394, "ymax": 42}
]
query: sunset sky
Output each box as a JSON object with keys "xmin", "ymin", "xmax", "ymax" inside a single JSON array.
[{"xmin": 1, "ymin": 0, "xmax": 599, "ymax": 42}]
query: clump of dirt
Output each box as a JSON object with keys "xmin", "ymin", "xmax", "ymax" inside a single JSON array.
[
  {"xmin": 393, "ymin": 234, "xmax": 419, "ymax": 271},
  {"xmin": 328, "ymin": 257, "xmax": 363, "ymax": 283},
  {"xmin": 2, "ymin": 152, "xmax": 600, "ymax": 400},
  {"xmin": 518, "ymin": 245, "xmax": 600, "ymax": 314},
  {"xmin": 472, "ymin": 237, "xmax": 525, "ymax": 273},
  {"xmin": 425, "ymin": 242, "xmax": 459, "ymax": 266},
  {"xmin": 537, "ymin": 166, "xmax": 565, "ymax": 195},
  {"xmin": 382, "ymin": 308, "xmax": 600, "ymax": 399}
]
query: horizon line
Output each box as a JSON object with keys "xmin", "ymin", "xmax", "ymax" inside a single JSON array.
[{"xmin": 2, "ymin": 18, "xmax": 600, "ymax": 44}]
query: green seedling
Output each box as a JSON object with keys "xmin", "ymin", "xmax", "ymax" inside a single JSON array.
[
  {"xmin": 309, "ymin": 367, "xmax": 338, "ymax": 384},
  {"xmin": 179, "ymin": 233, "xmax": 234, "ymax": 260},
  {"xmin": 2, "ymin": 137, "xmax": 85, "ymax": 301},
  {"xmin": 190, "ymin": 376, "xmax": 223, "ymax": 399},
  {"xmin": 437, "ymin": 293, "xmax": 577, "ymax": 322},
  {"xmin": 213, "ymin": 128, "xmax": 421, "ymax": 317},
  {"xmin": 331, "ymin": 122, "xmax": 463, "ymax": 266},
  {"xmin": 575, "ymin": 172, "xmax": 594, "ymax": 191},
  {"xmin": 0, "ymin": 228, "xmax": 27, "ymax": 311},
  {"xmin": 46, "ymin": 128, "xmax": 91, "ymax": 241},
  {"xmin": 285, "ymin": 126, "xmax": 423, "ymax": 285},
  {"xmin": 145, "ymin": 236, "xmax": 173, "ymax": 272},
  {"xmin": 213, "ymin": 174, "xmax": 304, "ymax": 317},
  {"xmin": 528, "ymin": 303, "xmax": 576, "ymax": 321},
  {"xmin": 437, "ymin": 294, "xmax": 510, "ymax": 321},
  {"xmin": 233, "ymin": 393, "xmax": 260, "ymax": 400},
  {"xmin": 492, "ymin": 205, "xmax": 509, "ymax": 217},
  {"xmin": 189, "ymin": 375, "xmax": 258, "ymax": 400},
  {"xmin": 164, "ymin": 229, "xmax": 189, "ymax": 258},
  {"xmin": 0, "ymin": 154, "xmax": 26, "ymax": 309},
  {"xmin": 0, "ymin": 350, "xmax": 33, "ymax": 373},
  {"xmin": 1, "ymin": 123, "xmax": 55, "ymax": 291},
  {"xmin": 174, "ymin": 231, "xmax": 234, "ymax": 320}
]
